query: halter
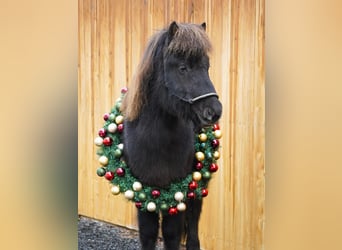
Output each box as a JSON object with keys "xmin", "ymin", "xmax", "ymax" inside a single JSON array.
[{"xmin": 171, "ymin": 91, "xmax": 219, "ymax": 104}]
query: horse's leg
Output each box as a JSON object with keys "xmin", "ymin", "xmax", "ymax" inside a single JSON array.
[
  {"xmin": 185, "ymin": 199, "xmax": 202, "ymax": 250},
  {"xmin": 138, "ymin": 210, "xmax": 160, "ymax": 250},
  {"xmin": 161, "ymin": 212, "xmax": 184, "ymax": 250}
]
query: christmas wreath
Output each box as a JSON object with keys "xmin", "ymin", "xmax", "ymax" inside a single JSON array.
[{"xmin": 94, "ymin": 87, "xmax": 222, "ymax": 215}]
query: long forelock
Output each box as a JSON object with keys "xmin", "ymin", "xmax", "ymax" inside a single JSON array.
[{"xmin": 167, "ymin": 23, "xmax": 212, "ymax": 57}]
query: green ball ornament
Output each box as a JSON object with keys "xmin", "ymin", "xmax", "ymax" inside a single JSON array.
[
  {"xmin": 138, "ymin": 192, "xmax": 147, "ymax": 201},
  {"xmin": 96, "ymin": 148, "xmax": 104, "ymax": 155},
  {"xmin": 202, "ymin": 171, "xmax": 211, "ymax": 180},
  {"xmin": 160, "ymin": 203, "xmax": 169, "ymax": 211},
  {"xmin": 116, "ymin": 101, "xmax": 122, "ymax": 109},
  {"xmin": 114, "ymin": 149, "xmax": 122, "ymax": 158},
  {"xmin": 109, "ymin": 113, "xmax": 116, "ymax": 121},
  {"xmin": 96, "ymin": 167, "xmax": 106, "ymax": 177}
]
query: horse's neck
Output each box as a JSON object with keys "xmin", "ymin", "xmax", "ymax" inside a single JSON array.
[{"xmin": 138, "ymin": 106, "xmax": 192, "ymax": 149}]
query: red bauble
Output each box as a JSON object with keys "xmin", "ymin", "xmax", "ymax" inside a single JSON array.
[
  {"xmin": 213, "ymin": 124, "xmax": 220, "ymax": 131},
  {"xmin": 117, "ymin": 124, "xmax": 124, "ymax": 133},
  {"xmin": 104, "ymin": 171, "xmax": 115, "ymax": 180},
  {"xmin": 103, "ymin": 137, "xmax": 113, "ymax": 146},
  {"xmin": 135, "ymin": 202, "xmax": 142, "ymax": 208},
  {"xmin": 98, "ymin": 128, "xmax": 106, "ymax": 137},
  {"xmin": 151, "ymin": 190, "xmax": 161, "ymax": 198},
  {"xmin": 187, "ymin": 191, "xmax": 196, "ymax": 199},
  {"xmin": 116, "ymin": 167, "xmax": 125, "ymax": 177},
  {"xmin": 209, "ymin": 163, "xmax": 219, "ymax": 172},
  {"xmin": 188, "ymin": 181, "xmax": 198, "ymax": 190},
  {"xmin": 103, "ymin": 113, "xmax": 110, "ymax": 121},
  {"xmin": 168, "ymin": 207, "xmax": 178, "ymax": 215},
  {"xmin": 195, "ymin": 162, "xmax": 203, "ymax": 170},
  {"xmin": 201, "ymin": 188, "xmax": 209, "ymax": 197},
  {"xmin": 211, "ymin": 139, "xmax": 220, "ymax": 148},
  {"xmin": 121, "ymin": 87, "xmax": 128, "ymax": 94}
]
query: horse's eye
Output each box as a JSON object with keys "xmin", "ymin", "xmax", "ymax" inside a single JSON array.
[{"xmin": 178, "ymin": 65, "xmax": 187, "ymax": 73}]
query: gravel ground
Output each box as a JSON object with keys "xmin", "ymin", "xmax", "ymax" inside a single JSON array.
[{"xmin": 78, "ymin": 216, "xmax": 166, "ymax": 250}]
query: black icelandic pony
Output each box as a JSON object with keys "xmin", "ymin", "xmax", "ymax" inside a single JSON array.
[{"xmin": 121, "ymin": 22, "xmax": 222, "ymax": 250}]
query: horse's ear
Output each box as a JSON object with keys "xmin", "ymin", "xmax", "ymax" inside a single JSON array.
[
  {"xmin": 201, "ymin": 22, "xmax": 207, "ymax": 31},
  {"xmin": 168, "ymin": 21, "xmax": 179, "ymax": 41}
]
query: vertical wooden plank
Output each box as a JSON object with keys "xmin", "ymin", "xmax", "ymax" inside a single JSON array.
[
  {"xmin": 198, "ymin": 1, "xmax": 225, "ymax": 249},
  {"xmin": 78, "ymin": 0, "xmax": 95, "ymax": 218},
  {"xmin": 150, "ymin": 0, "xmax": 167, "ymax": 32},
  {"xmin": 130, "ymin": 0, "xmax": 148, "ymax": 71},
  {"xmin": 191, "ymin": 0, "xmax": 206, "ymax": 24},
  {"xmin": 93, "ymin": 0, "xmax": 112, "ymax": 222}
]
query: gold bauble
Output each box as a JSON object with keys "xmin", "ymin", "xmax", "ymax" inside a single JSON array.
[
  {"xmin": 99, "ymin": 155, "xmax": 109, "ymax": 166},
  {"xmin": 111, "ymin": 185, "xmax": 120, "ymax": 195},
  {"xmin": 192, "ymin": 171, "xmax": 202, "ymax": 181},
  {"xmin": 198, "ymin": 133, "xmax": 207, "ymax": 142},
  {"xmin": 213, "ymin": 151, "xmax": 220, "ymax": 160},
  {"xmin": 195, "ymin": 152, "xmax": 205, "ymax": 161},
  {"xmin": 214, "ymin": 130, "xmax": 222, "ymax": 139},
  {"xmin": 115, "ymin": 115, "xmax": 124, "ymax": 124}
]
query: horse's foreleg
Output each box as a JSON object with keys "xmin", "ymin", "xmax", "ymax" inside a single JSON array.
[
  {"xmin": 138, "ymin": 210, "xmax": 159, "ymax": 250},
  {"xmin": 162, "ymin": 212, "xmax": 184, "ymax": 250},
  {"xmin": 185, "ymin": 199, "xmax": 202, "ymax": 250}
]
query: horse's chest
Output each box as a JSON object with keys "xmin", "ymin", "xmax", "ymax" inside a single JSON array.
[{"xmin": 123, "ymin": 122, "xmax": 195, "ymax": 187}]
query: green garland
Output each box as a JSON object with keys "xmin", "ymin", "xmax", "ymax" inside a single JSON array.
[{"xmin": 94, "ymin": 88, "xmax": 222, "ymax": 215}]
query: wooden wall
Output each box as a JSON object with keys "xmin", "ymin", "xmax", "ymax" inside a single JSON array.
[{"xmin": 78, "ymin": 0, "xmax": 265, "ymax": 249}]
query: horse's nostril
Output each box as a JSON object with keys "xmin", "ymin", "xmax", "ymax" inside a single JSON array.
[
  {"xmin": 203, "ymin": 107, "xmax": 215, "ymax": 121},
  {"xmin": 202, "ymin": 103, "xmax": 222, "ymax": 123}
]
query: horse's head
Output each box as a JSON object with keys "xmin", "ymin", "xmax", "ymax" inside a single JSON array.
[
  {"xmin": 121, "ymin": 21, "xmax": 222, "ymax": 130},
  {"xmin": 163, "ymin": 22, "xmax": 222, "ymax": 130}
]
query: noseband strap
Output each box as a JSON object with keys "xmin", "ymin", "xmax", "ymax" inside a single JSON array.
[{"xmin": 173, "ymin": 92, "xmax": 218, "ymax": 104}]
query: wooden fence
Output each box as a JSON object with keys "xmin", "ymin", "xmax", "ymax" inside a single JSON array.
[{"xmin": 78, "ymin": 0, "xmax": 265, "ymax": 249}]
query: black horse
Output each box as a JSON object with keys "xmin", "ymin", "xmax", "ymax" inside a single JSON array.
[{"xmin": 121, "ymin": 21, "xmax": 222, "ymax": 250}]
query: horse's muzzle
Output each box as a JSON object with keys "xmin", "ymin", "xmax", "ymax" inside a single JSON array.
[
  {"xmin": 198, "ymin": 98, "xmax": 222, "ymax": 127},
  {"xmin": 202, "ymin": 101, "xmax": 222, "ymax": 124}
]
